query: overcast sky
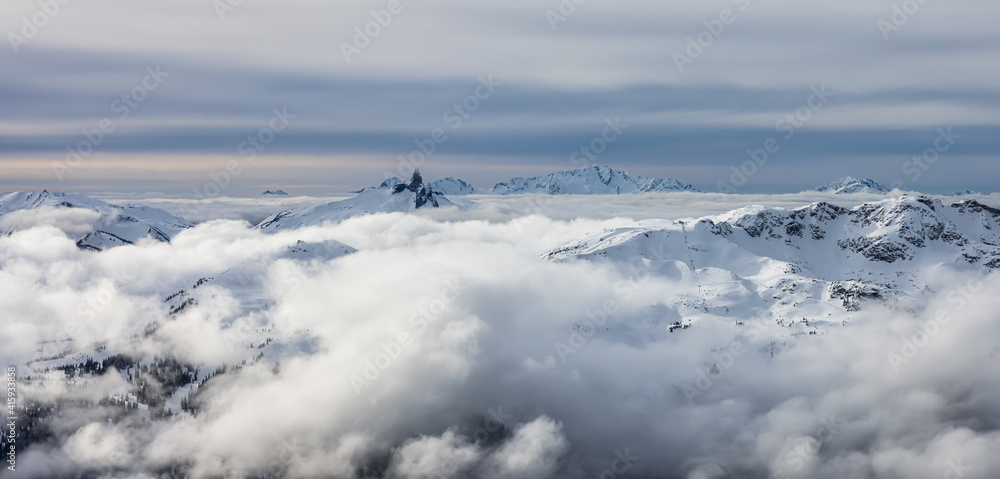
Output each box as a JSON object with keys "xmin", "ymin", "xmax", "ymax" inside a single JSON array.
[{"xmin": 1, "ymin": 0, "xmax": 998, "ymax": 195}]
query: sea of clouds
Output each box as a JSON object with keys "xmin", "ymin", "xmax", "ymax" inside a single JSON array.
[{"xmin": 2, "ymin": 193, "xmax": 999, "ymax": 478}]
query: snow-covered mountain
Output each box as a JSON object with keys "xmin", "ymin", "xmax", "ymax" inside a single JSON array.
[
  {"xmin": 951, "ymin": 189, "xmax": 981, "ymax": 196},
  {"xmin": 354, "ymin": 176, "xmax": 477, "ymax": 195},
  {"xmin": 165, "ymin": 239, "xmax": 358, "ymax": 316},
  {"xmin": 814, "ymin": 176, "xmax": 890, "ymax": 194},
  {"xmin": 427, "ymin": 177, "xmax": 476, "ymax": 195},
  {"xmin": 258, "ymin": 171, "xmax": 455, "ymax": 232},
  {"xmin": 261, "ymin": 190, "xmax": 289, "ymax": 196},
  {"xmin": 0, "ymin": 190, "xmax": 194, "ymax": 251},
  {"xmin": 546, "ymin": 196, "xmax": 999, "ymax": 330},
  {"xmin": 491, "ymin": 165, "xmax": 699, "ymax": 194},
  {"xmin": 352, "ymin": 177, "xmax": 404, "ymax": 194}
]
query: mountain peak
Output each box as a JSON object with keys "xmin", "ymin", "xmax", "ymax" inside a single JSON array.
[
  {"xmin": 0, "ymin": 191, "xmax": 193, "ymax": 251},
  {"xmin": 428, "ymin": 177, "xmax": 476, "ymax": 195},
  {"xmin": 547, "ymin": 194, "xmax": 1000, "ymax": 314},
  {"xmin": 491, "ymin": 165, "xmax": 699, "ymax": 194},
  {"xmin": 408, "ymin": 170, "xmax": 424, "ymax": 191},
  {"xmin": 815, "ymin": 177, "xmax": 890, "ymax": 194},
  {"xmin": 392, "ymin": 169, "xmax": 425, "ymax": 194},
  {"xmin": 258, "ymin": 171, "xmax": 455, "ymax": 232}
]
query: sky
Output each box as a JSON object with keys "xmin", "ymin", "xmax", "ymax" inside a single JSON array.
[{"xmin": 1, "ymin": 0, "xmax": 998, "ymax": 195}]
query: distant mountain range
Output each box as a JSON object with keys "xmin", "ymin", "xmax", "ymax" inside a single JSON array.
[
  {"xmin": 257, "ymin": 171, "xmax": 454, "ymax": 232},
  {"xmin": 0, "ymin": 190, "xmax": 193, "ymax": 251},
  {"xmin": 2, "ymin": 170, "xmax": 994, "ymax": 251},
  {"xmin": 354, "ymin": 176, "xmax": 476, "ymax": 195},
  {"xmin": 163, "ymin": 238, "xmax": 359, "ymax": 316},
  {"xmin": 428, "ymin": 177, "xmax": 477, "ymax": 195},
  {"xmin": 490, "ymin": 165, "xmax": 699, "ymax": 194},
  {"xmin": 353, "ymin": 166, "xmax": 697, "ymax": 196},
  {"xmin": 813, "ymin": 177, "xmax": 891, "ymax": 194},
  {"xmin": 547, "ymin": 195, "xmax": 1000, "ymax": 324},
  {"xmin": 348, "ymin": 168, "xmax": 995, "ymax": 197}
]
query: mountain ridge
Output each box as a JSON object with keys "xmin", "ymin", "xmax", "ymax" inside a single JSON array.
[
  {"xmin": 814, "ymin": 176, "xmax": 891, "ymax": 194},
  {"xmin": 546, "ymin": 195, "xmax": 1000, "ymax": 321},
  {"xmin": 491, "ymin": 165, "xmax": 699, "ymax": 194},
  {"xmin": 258, "ymin": 170, "xmax": 455, "ymax": 232},
  {"xmin": 0, "ymin": 190, "xmax": 194, "ymax": 251}
]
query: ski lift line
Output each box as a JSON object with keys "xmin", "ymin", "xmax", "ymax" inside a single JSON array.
[{"xmin": 678, "ymin": 220, "xmax": 709, "ymax": 313}]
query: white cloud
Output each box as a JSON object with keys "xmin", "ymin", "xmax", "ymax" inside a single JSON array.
[
  {"xmin": 0, "ymin": 206, "xmax": 99, "ymax": 236},
  {"xmin": 483, "ymin": 416, "xmax": 568, "ymax": 479},
  {"xmin": 2, "ymin": 195, "xmax": 1000, "ymax": 478}
]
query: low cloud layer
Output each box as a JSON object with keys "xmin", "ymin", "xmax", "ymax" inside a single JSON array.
[{"xmin": 2, "ymin": 196, "xmax": 1000, "ymax": 478}]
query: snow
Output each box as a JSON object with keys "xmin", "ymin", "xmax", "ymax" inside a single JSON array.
[
  {"xmin": 428, "ymin": 177, "xmax": 477, "ymax": 195},
  {"xmin": 166, "ymin": 383, "xmax": 198, "ymax": 416},
  {"xmin": 352, "ymin": 177, "xmax": 404, "ymax": 193},
  {"xmin": 257, "ymin": 170, "xmax": 456, "ymax": 232},
  {"xmin": 9, "ymin": 188, "xmax": 1000, "ymax": 476},
  {"xmin": 0, "ymin": 190, "xmax": 194, "ymax": 251},
  {"xmin": 546, "ymin": 195, "xmax": 1000, "ymax": 332},
  {"xmin": 490, "ymin": 165, "xmax": 699, "ymax": 194},
  {"xmin": 813, "ymin": 176, "xmax": 890, "ymax": 194}
]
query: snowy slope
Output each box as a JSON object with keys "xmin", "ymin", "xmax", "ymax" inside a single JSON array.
[
  {"xmin": 352, "ymin": 177, "xmax": 404, "ymax": 193},
  {"xmin": 427, "ymin": 177, "xmax": 477, "ymax": 195},
  {"xmin": 491, "ymin": 165, "xmax": 699, "ymax": 194},
  {"xmin": 258, "ymin": 171, "xmax": 455, "ymax": 232},
  {"xmin": 164, "ymin": 239, "xmax": 358, "ymax": 317},
  {"xmin": 354, "ymin": 177, "xmax": 475, "ymax": 195},
  {"xmin": 0, "ymin": 190, "xmax": 194, "ymax": 251},
  {"xmin": 814, "ymin": 176, "xmax": 890, "ymax": 194},
  {"xmin": 546, "ymin": 196, "xmax": 1000, "ymax": 328}
]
